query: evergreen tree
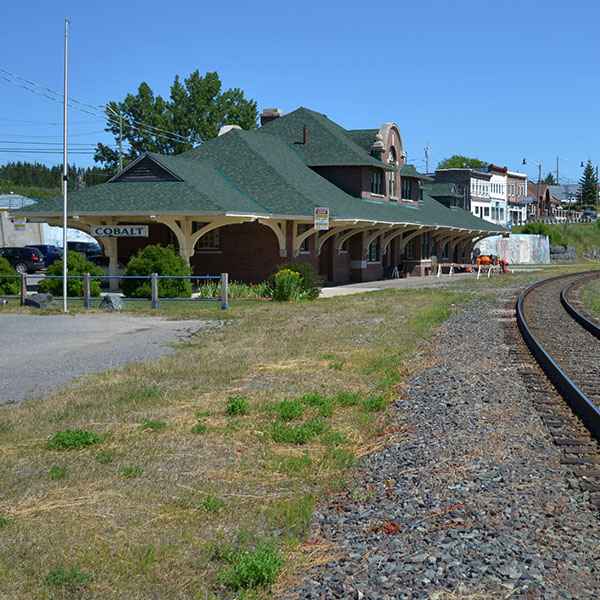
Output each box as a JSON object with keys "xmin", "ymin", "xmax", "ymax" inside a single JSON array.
[
  {"xmin": 541, "ymin": 172, "xmax": 556, "ymax": 185},
  {"xmin": 579, "ymin": 159, "xmax": 598, "ymax": 209}
]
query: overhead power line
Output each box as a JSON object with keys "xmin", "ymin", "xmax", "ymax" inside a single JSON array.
[{"xmin": 0, "ymin": 68, "xmax": 200, "ymax": 147}]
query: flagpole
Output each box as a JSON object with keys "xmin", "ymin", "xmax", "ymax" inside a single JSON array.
[{"xmin": 62, "ymin": 18, "xmax": 69, "ymax": 312}]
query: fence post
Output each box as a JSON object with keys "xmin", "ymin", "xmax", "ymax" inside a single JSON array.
[
  {"xmin": 83, "ymin": 273, "xmax": 91, "ymax": 308},
  {"xmin": 20, "ymin": 273, "xmax": 26, "ymax": 306},
  {"xmin": 221, "ymin": 273, "xmax": 228, "ymax": 309},
  {"xmin": 151, "ymin": 273, "xmax": 159, "ymax": 308}
]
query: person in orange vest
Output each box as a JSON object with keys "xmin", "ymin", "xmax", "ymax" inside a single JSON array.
[{"xmin": 499, "ymin": 258, "xmax": 509, "ymax": 273}]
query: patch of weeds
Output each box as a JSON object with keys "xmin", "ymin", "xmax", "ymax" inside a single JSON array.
[
  {"xmin": 50, "ymin": 410, "xmax": 70, "ymax": 423},
  {"xmin": 44, "ymin": 566, "xmax": 93, "ymax": 590},
  {"xmin": 271, "ymin": 418, "xmax": 327, "ymax": 445},
  {"xmin": 96, "ymin": 450, "xmax": 115, "ymax": 464},
  {"xmin": 195, "ymin": 410, "xmax": 213, "ymax": 418},
  {"xmin": 47, "ymin": 429, "xmax": 100, "ymax": 450},
  {"xmin": 4, "ymin": 400, "xmax": 17, "ymax": 405},
  {"xmin": 220, "ymin": 542, "xmax": 284, "ymax": 590},
  {"xmin": 361, "ymin": 394, "xmax": 388, "ymax": 413},
  {"xmin": 324, "ymin": 353, "xmax": 334, "ymax": 360},
  {"xmin": 334, "ymin": 391, "xmax": 362, "ymax": 407},
  {"xmin": 225, "ymin": 419, "xmax": 244, "ymax": 433},
  {"xmin": 272, "ymin": 399, "xmax": 305, "ymax": 421},
  {"xmin": 323, "ymin": 447, "xmax": 356, "ymax": 470},
  {"xmin": 299, "ymin": 392, "xmax": 327, "ymax": 407},
  {"xmin": 321, "ymin": 431, "xmax": 348, "ymax": 446},
  {"xmin": 191, "ymin": 422, "xmax": 207, "ymax": 434},
  {"xmin": 268, "ymin": 494, "xmax": 314, "ymax": 541},
  {"xmin": 120, "ymin": 465, "xmax": 143, "ymax": 478},
  {"xmin": 226, "ymin": 395, "xmax": 249, "ymax": 416},
  {"xmin": 201, "ymin": 494, "xmax": 225, "ymax": 513},
  {"xmin": 328, "ymin": 360, "xmax": 345, "ymax": 370},
  {"xmin": 0, "ymin": 420, "xmax": 12, "ymax": 433},
  {"xmin": 0, "ymin": 517, "xmax": 9, "ymax": 528},
  {"xmin": 139, "ymin": 418, "xmax": 167, "ymax": 433},
  {"xmin": 275, "ymin": 452, "xmax": 313, "ymax": 474},
  {"xmin": 49, "ymin": 465, "xmax": 69, "ymax": 480},
  {"xmin": 207, "ymin": 543, "xmax": 234, "ymax": 562},
  {"xmin": 118, "ymin": 384, "xmax": 162, "ymax": 405}
]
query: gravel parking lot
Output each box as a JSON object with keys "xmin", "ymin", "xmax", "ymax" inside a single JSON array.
[{"xmin": 0, "ymin": 313, "xmax": 221, "ymax": 405}]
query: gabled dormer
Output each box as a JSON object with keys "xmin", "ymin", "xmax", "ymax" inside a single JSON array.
[{"xmin": 108, "ymin": 153, "xmax": 184, "ymax": 183}]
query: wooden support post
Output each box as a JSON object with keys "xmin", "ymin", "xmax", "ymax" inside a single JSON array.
[{"xmin": 151, "ymin": 273, "xmax": 159, "ymax": 308}]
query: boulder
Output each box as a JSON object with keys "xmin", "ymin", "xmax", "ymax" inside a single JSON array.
[
  {"xmin": 24, "ymin": 293, "xmax": 55, "ymax": 309},
  {"xmin": 99, "ymin": 294, "xmax": 125, "ymax": 311}
]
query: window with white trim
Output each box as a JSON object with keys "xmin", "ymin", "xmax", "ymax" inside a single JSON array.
[
  {"xmin": 371, "ymin": 171, "xmax": 383, "ymax": 195},
  {"xmin": 297, "ymin": 223, "xmax": 310, "ymax": 252}
]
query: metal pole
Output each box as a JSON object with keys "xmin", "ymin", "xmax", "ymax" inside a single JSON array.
[
  {"xmin": 221, "ymin": 273, "xmax": 228, "ymax": 309},
  {"xmin": 83, "ymin": 272, "xmax": 90, "ymax": 308},
  {"xmin": 151, "ymin": 273, "xmax": 158, "ymax": 308},
  {"xmin": 62, "ymin": 18, "xmax": 69, "ymax": 313},
  {"xmin": 538, "ymin": 163, "xmax": 542, "ymax": 217},
  {"xmin": 596, "ymin": 165, "xmax": 599, "ymax": 219},
  {"xmin": 119, "ymin": 111, "xmax": 123, "ymax": 171}
]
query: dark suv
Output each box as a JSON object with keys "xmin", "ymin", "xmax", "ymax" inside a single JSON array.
[
  {"xmin": 67, "ymin": 241, "xmax": 102, "ymax": 257},
  {"xmin": 0, "ymin": 247, "xmax": 46, "ymax": 274},
  {"xmin": 26, "ymin": 244, "xmax": 63, "ymax": 267}
]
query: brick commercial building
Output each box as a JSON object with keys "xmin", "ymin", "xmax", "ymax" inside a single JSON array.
[{"xmin": 16, "ymin": 107, "xmax": 505, "ymax": 286}]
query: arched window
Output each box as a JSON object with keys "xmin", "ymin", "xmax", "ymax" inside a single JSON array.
[{"xmin": 388, "ymin": 147, "xmax": 397, "ymax": 199}]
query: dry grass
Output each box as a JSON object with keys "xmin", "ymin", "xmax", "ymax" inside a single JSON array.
[{"xmin": 0, "ymin": 287, "xmax": 473, "ymax": 598}]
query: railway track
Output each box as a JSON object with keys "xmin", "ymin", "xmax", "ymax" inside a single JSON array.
[{"xmin": 510, "ymin": 271, "xmax": 600, "ymax": 505}]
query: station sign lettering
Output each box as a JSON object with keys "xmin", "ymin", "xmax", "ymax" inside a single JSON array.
[{"xmin": 92, "ymin": 225, "xmax": 149, "ymax": 237}]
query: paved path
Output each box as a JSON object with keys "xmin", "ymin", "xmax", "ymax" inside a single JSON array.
[{"xmin": 0, "ymin": 314, "xmax": 220, "ymax": 405}]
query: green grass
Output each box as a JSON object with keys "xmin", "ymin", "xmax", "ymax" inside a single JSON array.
[
  {"xmin": 139, "ymin": 418, "xmax": 167, "ymax": 432},
  {"xmin": 49, "ymin": 465, "xmax": 69, "ymax": 480},
  {"xmin": 4, "ymin": 275, "xmax": 575, "ymax": 598},
  {"xmin": 47, "ymin": 429, "xmax": 101, "ymax": 450},
  {"xmin": 226, "ymin": 395, "xmax": 249, "ymax": 416}
]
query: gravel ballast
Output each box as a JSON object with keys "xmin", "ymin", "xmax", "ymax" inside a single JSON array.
[{"xmin": 279, "ymin": 286, "xmax": 600, "ymax": 599}]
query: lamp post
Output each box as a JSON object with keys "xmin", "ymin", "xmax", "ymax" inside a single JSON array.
[{"xmin": 523, "ymin": 158, "xmax": 542, "ymax": 218}]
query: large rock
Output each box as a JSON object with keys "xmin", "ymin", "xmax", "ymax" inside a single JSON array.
[
  {"xmin": 24, "ymin": 293, "xmax": 55, "ymax": 309},
  {"xmin": 99, "ymin": 294, "xmax": 125, "ymax": 311}
]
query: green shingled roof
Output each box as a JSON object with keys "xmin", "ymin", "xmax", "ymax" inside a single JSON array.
[{"xmin": 16, "ymin": 107, "xmax": 505, "ymax": 235}]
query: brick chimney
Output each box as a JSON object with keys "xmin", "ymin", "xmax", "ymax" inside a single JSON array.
[{"xmin": 260, "ymin": 108, "xmax": 284, "ymax": 126}]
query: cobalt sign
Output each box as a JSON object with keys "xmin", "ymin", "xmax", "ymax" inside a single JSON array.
[{"xmin": 92, "ymin": 226, "xmax": 149, "ymax": 237}]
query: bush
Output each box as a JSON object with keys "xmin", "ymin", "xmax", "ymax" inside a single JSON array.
[
  {"xmin": 519, "ymin": 222, "xmax": 568, "ymax": 247},
  {"xmin": 0, "ymin": 257, "xmax": 19, "ymax": 296},
  {"xmin": 121, "ymin": 244, "xmax": 192, "ymax": 298},
  {"xmin": 269, "ymin": 262, "xmax": 322, "ymax": 300},
  {"xmin": 38, "ymin": 252, "xmax": 104, "ymax": 298},
  {"xmin": 270, "ymin": 268, "xmax": 303, "ymax": 301}
]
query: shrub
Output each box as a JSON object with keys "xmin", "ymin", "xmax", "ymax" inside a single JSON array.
[
  {"xmin": 38, "ymin": 252, "xmax": 104, "ymax": 298},
  {"xmin": 121, "ymin": 244, "xmax": 192, "ymax": 298},
  {"xmin": 220, "ymin": 542, "xmax": 284, "ymax": 590},
  {"xmin": 0, "ymin": 257, "xmax": 19, "ymax": 296},
  {"xmin": 269, "ymin": 262, "xmax": 322, "ymax": 300},
  {"xmin": 519, "ymin": 222, "xmax": 568, "ymax": 247},
  {"xmin": 47, "ymin": 429, "xmax": 100, "ymax": 450},
  {"xmin": 226, "ymin": 396, "xmax": 249, "ymax": 416},
  {"xmin": 270, "ymin": 268, "xmax": 303, "ymax": 301}
]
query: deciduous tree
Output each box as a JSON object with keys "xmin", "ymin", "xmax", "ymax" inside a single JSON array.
[{"xmin": 437, "ymin": 155, "xmax": 489, "ymax": 169}]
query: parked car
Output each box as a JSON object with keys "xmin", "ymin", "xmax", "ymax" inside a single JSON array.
[
  {"xmin": 86, "ymin": 254, "xmax": 125, "ymax": 287},
  {"xmin": 26, "ymin": 244, "xmax": 63, "ymax": 267},
  {"xmin": 67, "ymin": 241, "xmax": 102, "ymax": 257},
  {"xmin": 0, "ymin": 247, "xmax": 46, "ymax": 274}
]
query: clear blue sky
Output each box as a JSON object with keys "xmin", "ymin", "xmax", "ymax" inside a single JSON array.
[{"xmin": 2, "ymin": 0, "xmax": 598, "ymax": 185}]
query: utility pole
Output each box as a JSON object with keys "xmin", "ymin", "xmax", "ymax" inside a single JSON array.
[
  {"xmin": 425, "ymin": 141, "xmax": 430, "ymax": 173},
  {"xmin": 556, "ymin": 156, "xmax": 559, "ymax": 185}
]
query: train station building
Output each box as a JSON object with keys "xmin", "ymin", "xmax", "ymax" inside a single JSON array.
[{"xmin": 16, "ymin": 107, "xmax": 505, "ymax": 285}]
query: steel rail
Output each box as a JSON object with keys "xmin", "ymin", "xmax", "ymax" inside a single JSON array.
[
  {"xmin": 561, "ymin": 275, "xmax": 600, "ymax": 341},
  {"xmin": 516, "ymin": 272, "xmax": 600, "ymax": 435}
]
